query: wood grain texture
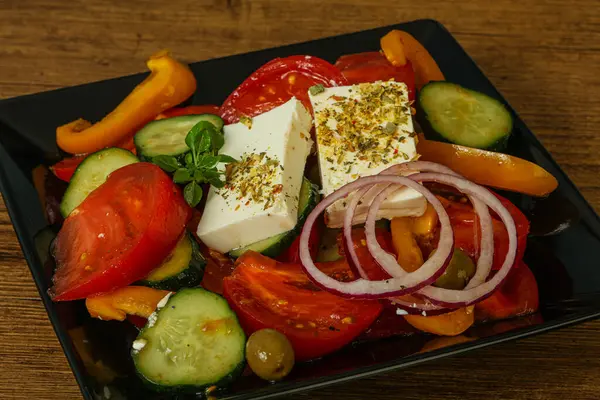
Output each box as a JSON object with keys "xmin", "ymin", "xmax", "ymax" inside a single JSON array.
[{"xmin": 1, "ymin": 0, "xmax": 600, "ymax": 399}]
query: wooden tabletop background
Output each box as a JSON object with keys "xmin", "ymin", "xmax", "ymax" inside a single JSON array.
[{"xmin": 1, "ymin": 0, "xmax": 600, "ymax": 399}]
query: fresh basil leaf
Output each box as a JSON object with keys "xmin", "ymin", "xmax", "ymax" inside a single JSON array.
[
  {"xmin": 152, "ymin": 155, "xmax": 181, "ymax": 173},
  {"xmin": 209, "ymin": 129, "xmax": 225, "ymax": 153},
  {"xmin": 208, "ymin": 176, "xmax": 225, "ymax": 188},
  {"xmin": 203, "ymin": 169, "xmax": 225, "ymax": 188},
  {"xmin": 193, "ymin": 169, "xmax": 205, "ymax": 183},
  {"xmin": 217, "ymin": 154, "xmax": 237, "ymax": 164},
  {"xmin": 185, "ymin": 127, "xmax": 200, "ymax": 156},
  {"xmin": 186, "ymin": 121, "xmax": 215, "ymax": 155},
  {"xmin": 184, "ymin": 181, "xmax": 203, "ymax": 207},
  {"xmin": 196, "ymin": 154, "xmax": 220, "ymax": 170},
  {"xmin": 173, "ymin": 168, "xmax": 193, "ymax": 184},
  {"xmin": 196, "ymin": 131, "xmax": 212, "ymax": 155},
  {"xmin": 184, "ymin": 152, "xmax": 194, "ymax": 167}
]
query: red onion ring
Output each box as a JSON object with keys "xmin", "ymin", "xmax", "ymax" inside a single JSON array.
[
  {"xmin": 365, "ymin": 172, "xmax": 507, "ymax": 307},
  {"xmin": 299, "ymin": 175, "xmax": 454, "ymax": 299},
  {"xmin": 357, "ymin": 162, "xmax": 492, "ymax": 311},
  {"xmin": 409, "ymin": 172, "xmax": 517, "ymax": 307},
  {"xmin": 299, "ymin": 161, "xmax": 517, "ymax": 308},
  {"xmin": 376, "ymin": 162, "xmax": 494, "ymax": 289}
]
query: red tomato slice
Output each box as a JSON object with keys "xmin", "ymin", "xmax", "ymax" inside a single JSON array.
[
  {"xmin": 160, "ymin": 105, "xmax": 220, "ymax": 118},
  {"xmin": 277, "ymin": 220, "xmax": 322, "ymax": 264},
  {"xmin": 222, "ymin": 252, "xmax": 382, "ymax": 361},
  {"xmin": 50, "ymin": 155, "xmax": 88, "ymax": 182},
  {"xmin": 337, "ymin": 227, "xmax": 396, "ymax": 281},
  {"xmin": 334, "ymin": 52, "xmax": 416, "ymax": 101},
  {"xmin": 50, "ymin": 163, "xmax": 191, "ymax": 301},
  {"xmin": 50, "ymin": 140, "xmax": 138, "ymax": 183},
  {"xmin": 220, "ymin": 55, "xmax": 348, "ymax": 124},
  {"xmin": 437, "ymin": 193, "xmax": 530, "ymax": 271},
  {"xmin": 475, "ymin": 262, "xmax": 539, "ymax": 322}
]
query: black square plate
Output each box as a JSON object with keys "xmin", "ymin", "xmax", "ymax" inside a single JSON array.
[{"xmin": 2, "ymin": 19, "xmax": 600, "ymax": 400}]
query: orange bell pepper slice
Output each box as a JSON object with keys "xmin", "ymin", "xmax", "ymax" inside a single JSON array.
[
  {"xmin": 390, "ymin": 217, "xmax": 424, "ymax": 272},
  {"xmin": 404, "ymin": 306, "xmax": 475, "ymax": 336},
  {"xmin": 86, "ymin": 286, "xmax": 170, "ymax": 321},
  {"xmin": 57, "ymin": 50, "xmax": 197, "ymax": 154},
  {"xmin": 417, "ymin": 135, "xmax": 558, "ymax": 196},
  {"xmin": 390, "ymin": 203, "xmax": 438, "ymax": 272},
  {"xmin": 381, "ymin": 30, "xmax": 444, "ymax": 89}
]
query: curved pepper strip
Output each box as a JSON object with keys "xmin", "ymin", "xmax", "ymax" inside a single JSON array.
[
  {"xmin": 380, "ymin": 30, "xmax": 445, "ymax": 89},
  {"xmin": 57, "ymin": 50, "xmax": 197, "ymax": 154},
  {"xmin": 86, "ymin": 286, "xmax": 170, "ymax": 321},
  {"xmin": 404, "ymin": 306, "xmax": 475, "ymax": 336},
  {"xmin": 416, "ymin": 134, "xmax": 559, "ymax": 196}
]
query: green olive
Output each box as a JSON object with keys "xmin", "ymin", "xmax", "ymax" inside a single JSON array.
[
  {"xmin": 433, "ymin": 249, "xmax": 476, "ymax": 290},
  {"xmin": 246, "ymin": 329, "xmax": 295, "ymax": 381}
]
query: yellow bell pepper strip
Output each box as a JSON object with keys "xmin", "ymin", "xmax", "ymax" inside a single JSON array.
[
  {"xmin": 390, "ymin": 203, "xmax": 439, "ymax": 272},
  {"xmin": 380, "ymin": 31, "xmax": 407, "ymax": 67},
  {"xmin": 56, "ymin": 50, "xmax": 197, "ymax": 154},
  {"xmin": 411, "ymin": 203, "xmax": 439, "ymax": 237},
  {"xmin": 404, "ymin": 306, "xmax": 475, "ymax": 336},
  {"xmin": 86, "ymin": 286, "xmax": 170, "ymax": 322},
  {"xmin": 416, "ymin": 135, "xmax": 559, "ymax": 196},
  {"xmin": 380, "ymin": 30, "xmax": 445, "ymax": 89},
  {"xmin": 390, "ymin": 217, "xmax": 424, "ymax": 272}
]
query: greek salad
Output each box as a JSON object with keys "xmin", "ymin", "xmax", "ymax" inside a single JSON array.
[{"xmin": 43, "ymin": 30, "xmax": 558, "ymax": 393}]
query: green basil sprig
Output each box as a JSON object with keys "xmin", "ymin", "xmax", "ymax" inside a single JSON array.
[{"xmin": 152, "ymin": 121, "xmax": 236, "ymax": 207}]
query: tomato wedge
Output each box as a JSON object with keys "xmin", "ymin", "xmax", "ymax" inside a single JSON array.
[
  {"xmin": 337, "ymin": 227, "xmax": 396, "ymax": 280},
  {"xmin": 220, "ymin": 55, "xmax": 347, "ymax": 124},
  {"xmin": 49, "ymin": 155, "xmax": 88, "ymax": 182},
  {"xmin": 475, "ymin": 262, "xmax": 539, "ymax": 322},
  {"xmin": 222, "ymin": 252, "xmax": 382, "ymax": 361},
  {"xmin": 334, "ymin": 52, "xmax": 416, "ymax": 101},
  {"xmin": 278, "ymin": 220, "xmax": 322, "ymax": 263},
  {"xmin": 50, "ymin": 163, "xmax": 191, "ymax": 301}
]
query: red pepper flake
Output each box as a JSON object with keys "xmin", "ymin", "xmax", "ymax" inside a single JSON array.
[
  {"xmin": 329, "ymin": 95, "xmax": 346, "ymax": 101},
  {"xmin": 245, "ymin": 200, "xmax": 250, "ymax": 206},
  {"xmin": 394, "ymin": 148, "xmax": 398, "ymax": 154},
  {"xmin": 235, "ymin": 204, "xmax": 241, "ymax": 211},
  {"xmin": 352, "ymin": 120, "xmax": 356, "ymax": 125},
  {"xmin": 272, "ymin": 184, "xmax": 283, "ymax": 195}
]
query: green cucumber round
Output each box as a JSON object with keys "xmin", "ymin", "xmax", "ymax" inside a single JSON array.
[
  {"xmin": 59, "ymin": 147, "xmax": 138, "ymax": 217},
  {"xmin": 132, "ymin": 288, "xmax": 245, "ymax": 392},
  {"xmin": 134, "ymin": 114, "xmax": 224, "ymax": 160},
  {"xmin": 417, "ymin": 81, "xmax": 513, "ymax": 151}
]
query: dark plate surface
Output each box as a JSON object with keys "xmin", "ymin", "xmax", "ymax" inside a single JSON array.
[{"xmin": 1, "ymin": 19, "xmax": 600, "ymax": 400}]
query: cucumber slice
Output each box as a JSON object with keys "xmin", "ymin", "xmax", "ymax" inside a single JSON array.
[
  {"xmin": 417, "ymin": 82, "xmax": 513, "ymax": 151},
  {"xmin": 59, "ymin": 148, "xmax": 138, "ymax": 217},
  {"xmin": 132, "ymin": 289, "xmax": 245, "ymax": 392},
  {"xmin": 139, "ymin": 233, "xmax": 206, "ymax": 291},
  {"xmin": 134, "ymin": 114, "xmax": 224, "ymax": 160},
  {"xmin": 229, "ymin": 178, "xmax": 319, "ymax": 258}
]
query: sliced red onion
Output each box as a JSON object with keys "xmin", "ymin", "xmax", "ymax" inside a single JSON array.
[
  {"xmin": 342, "ymin": 184, "xmax": 391, "ymax": 280},
  {"xmin": 299, "ymin": 161, "xmax": 516, "ymax": 307},
  {"xmin": 343, "ymin": 161, "xmax": 463, "ymax": 281},
  {"xmin": 407, "ymin": 172, "xmax": 517, "ymax": 307},
  {"xmin": 389, "ymin": 295, "xmax": 450, "ymax": 315},
  {"xmin": 364, "ymin": 162, "xmax": 494, "ymax": 289},
  {"xmin": 299, "ymin": 175, "xmax": 454, "ymax": 299}
]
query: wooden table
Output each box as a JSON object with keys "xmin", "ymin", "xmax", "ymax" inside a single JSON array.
[{"xmin": 1, "ymin": 0, "xmax": 600, "ymax": 399}]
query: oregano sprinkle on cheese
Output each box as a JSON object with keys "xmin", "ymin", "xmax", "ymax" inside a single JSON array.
[
  {"xmin": 221, "ymin": 153, "xmax": 282, "ymax": 209},
  {"xmin": 309, "ymin": 84, "xmax": 325, "ymax": 95}
]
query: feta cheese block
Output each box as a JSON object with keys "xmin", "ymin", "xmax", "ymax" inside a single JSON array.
[
  {"xmin": 196, "ymin": 98, "xmax": 313, "ymax": 253},
  {"xmin": 309, "ymin": 81, "xmax": 426, "ymax": 228}
]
